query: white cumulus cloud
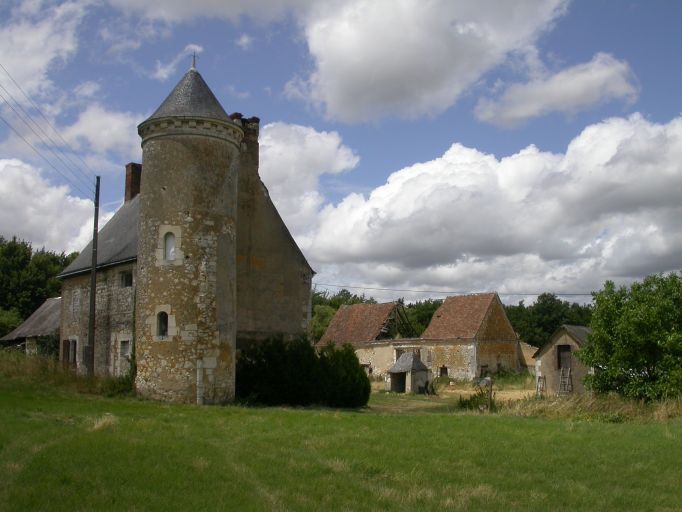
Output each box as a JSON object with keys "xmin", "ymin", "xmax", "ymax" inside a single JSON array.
[
  {"xmin": 0, "ymin": 1, "xmax": 87, "ymax": 99},
  {"xmin": 259, "ymin": 122, "xmax": 359, "ymax": 240},
  {"xmin": 60, "ymin": 103, "xmax": 142, "ymax": 162},
  {"xmin": 0, "ymin": 159, "xmax": 94, "ymax": 253},
  {"xmin": 288, "ymin": 0, "xmax": 569, "ymax": 122},
  {"xmin": 298, "ymin": 114, "xmax": 682, "ymax": 299},
  {"xmin": 475, "ymin": 53, "xmax": 639, "ymax": 127}
]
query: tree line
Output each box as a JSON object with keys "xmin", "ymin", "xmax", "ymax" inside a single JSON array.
[{"xmin": 0, "ymin": 236, "xmax": 77, "ymax": 337}]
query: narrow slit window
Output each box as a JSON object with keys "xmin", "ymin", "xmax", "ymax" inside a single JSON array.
[
  {"xmin": 157, "ymin": 312, "xmax": 169, "ymax": 337},
  {"xmin": 164, "ymin": 232, "xmax": 176, "ymax": 261}
]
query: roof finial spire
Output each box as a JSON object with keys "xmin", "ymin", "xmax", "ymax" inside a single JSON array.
[{"xmin": 191, "ymin": 51, "xmax": 196, "ymax": 70}]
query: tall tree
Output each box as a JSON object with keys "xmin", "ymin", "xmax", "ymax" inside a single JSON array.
[
  {"xmin": 310, "ymin": 288, "xmax": 377, "ymax": 341},
  {"xmin": 504, "ymin": 293, "xmax": 592, "ymax": 348},
  {"xmin": 0, "ymin": 236, "xmax": 78, "ymax": 323},
  {"xmin": 404, "ymin": 299, "xmax": 443, "ymax": 336},
  {"xmin": 579, "ymin": 274, "xmax": 682, "ymax": 400}
]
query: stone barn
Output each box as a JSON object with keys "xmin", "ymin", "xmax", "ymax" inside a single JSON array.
[
  {"xmin": 534, "ymin": 325, "xmax": 591, "ymax": 395},
  {"xmin": 318, "ymin": 302, "xmax": 413, "ymax": 375},
  {"xmin": 418, "ymin": 293, "xmax": 520, "ymax": 379},
  {"xmin": 57, "ymin": 64, "xmax": 313, "ymax": 404},
  {"xmin": 1, "ymin": 297, "xmax": 61, "ymax": 355},
  {"xmin": 321, "ymin": 293, "xmax": 520, "ymax": 382}
]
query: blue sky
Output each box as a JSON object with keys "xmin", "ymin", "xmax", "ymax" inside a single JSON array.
[{"xmin": 1, "ymin": 0, "xmax": 681, "ymax": 303}]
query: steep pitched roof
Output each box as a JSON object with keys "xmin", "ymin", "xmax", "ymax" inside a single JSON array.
[
  {"xmin": 388, "ymin": 352, "xmax": 428, "ymax": 373},
  {"xmin": 532, "ymin": 324, "xmax": 592, "ymax": 358},
  {"xmin": 421, "ymin": 293, "xmax": 496, "ymax": 339},
  {"xmin": 319, "ymin": 303, "xmax": 397, "ymax": 346},
  {"xmin": 143, "ymin": 68, "xmax": 230, "ymax": 123},
  {"xmin": 563, "ymin": 325, "xmax": 591, "ymax": 345},
  {"xmin": 1, "ymin": 297, "xmax": 61, "ymax": 341},
  {"xmin": 59, "ymin": 195, "xmax": 139, "ymax": 278}
]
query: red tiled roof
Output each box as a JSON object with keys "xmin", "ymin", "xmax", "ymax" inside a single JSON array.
[
  {"xmin": 421, "ymin": 293, "xmax": 496, "ymax": 339},
  {"xmin": 319, "ymin": 302, "xmax": 397, "ymax": 346}
]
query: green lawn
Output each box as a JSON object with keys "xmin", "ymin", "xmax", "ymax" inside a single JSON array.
[{"xmin": 1, "ymin": 379, "xmax": 681, "ymax": 511}]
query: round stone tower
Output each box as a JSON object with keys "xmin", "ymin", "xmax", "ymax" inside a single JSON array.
[{"xmin": 134, "ymin": 64, "xmax": 244, "ymax": 403}]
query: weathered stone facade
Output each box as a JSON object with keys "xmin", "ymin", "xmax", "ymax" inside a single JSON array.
[
  {"xmin": 58, "ymin": 67, "xmax": 313, "ymax": 403},
  {"xmin": 135, "ymin": 101, "xmax": 243, "ymax": 404},
  {"xmin": 236, "ymin": 118, "xmax": 312, "ymax": 347},
  {"xmin": 60, "ymin": 264, "xmax": 136, "ymax": 377}
]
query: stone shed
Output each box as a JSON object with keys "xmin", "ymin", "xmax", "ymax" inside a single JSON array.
[
  {"xmin": 534, "ymin": 325, "xmax": 592, "ymax": 395},
  {"xmin": 387, "ymin": 351, "xmax": 429, "ymax": 393},
  {"xmin": 1, "ymin": 297, "xmax": 61, "ymax": 355}
]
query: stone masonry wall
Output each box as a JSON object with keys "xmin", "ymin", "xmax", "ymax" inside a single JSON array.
[
  {"xmin": 59, "ymin": 263, "xmax": 136, "ymax": 376},
  {"xmin": 135, "ymin": 125, "xmax": 242, "ymax": 404},
  {"xmin": 236, "ymin": 119, "xmax": 313, "ymax": 347}
]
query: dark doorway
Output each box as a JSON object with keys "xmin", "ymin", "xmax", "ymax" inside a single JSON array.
[
  {"xmin": 391, "ymin": 373, "xmax": 406, "ymax": 393},
  {"xmin": 558, "ymin": 345, "xmax": 571, "ymax": 369}
]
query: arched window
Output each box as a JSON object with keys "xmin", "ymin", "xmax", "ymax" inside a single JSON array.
[
  {"xmin": 164, "ymin": 232, "xmax": 176, "ymax": 261},
  {"xmin": 157, "ymin": 312, "xmax": 169, "ymax": 337}
]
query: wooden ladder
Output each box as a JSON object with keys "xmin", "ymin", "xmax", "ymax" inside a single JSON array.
[
  {"xmin": 558, "ymin": 368, "xmax": 572, "ymax": 395},
  {"xmin": 535, "ymin": 375, "xmax": 546, "ymax": 398}
]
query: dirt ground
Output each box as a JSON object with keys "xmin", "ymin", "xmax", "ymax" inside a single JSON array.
[{"xmin": 372, "ymin": 381, "xmax": 535, "ymax": 402}]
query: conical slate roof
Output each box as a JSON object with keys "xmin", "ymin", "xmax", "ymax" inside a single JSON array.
[{"xmin": 144, "ymin": 67, "xmax": 230, "ymax": 123}]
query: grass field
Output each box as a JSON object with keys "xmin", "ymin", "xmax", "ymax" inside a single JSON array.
[{"xmin": 1, "ymin": 358, "xmax": 681, "ymax": 511}]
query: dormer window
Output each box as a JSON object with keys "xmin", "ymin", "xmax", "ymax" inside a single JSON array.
[{"xmin": 164, "ymin": 232, "xmax": 176, "ymax": 262}]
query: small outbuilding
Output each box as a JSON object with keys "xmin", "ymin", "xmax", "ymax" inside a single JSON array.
[
  {"xmin": 533, "ymin": 324, "xmax": 591, "ymax": 395},
  {"xmin": 388, "ymin": 351, "xmax": 429, "ymax": 393},
  {"xmin": 1, "ymin": 297, "xmax": 61, "ymax": 355}
]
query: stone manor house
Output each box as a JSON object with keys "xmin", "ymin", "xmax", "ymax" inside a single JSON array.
[{"xmin": 57, "ymin": 65, "xmax": 313, "ymax": 404}]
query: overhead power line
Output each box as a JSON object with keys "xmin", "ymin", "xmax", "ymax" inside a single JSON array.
[
  {"xmin": 0, "ymin": 111, "xmax": 93, "ymax": 198},
  {"xmin": 0, "ymin": 62, "xmax": 97, "ymax": 194},
  {"xmin": 0, "ymin": 87, "xmax": 93, "ymax": 193},
  {"xmin": 312, "ymin": 282, "xmax": 593, "ymax": 297}
]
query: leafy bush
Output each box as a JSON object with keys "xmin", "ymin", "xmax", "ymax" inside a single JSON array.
[
  {"xmin": 457, "ymin": 382, "xmax": 496, "ymax": 412},
  {"xmin": 236, "ymin": 337, "xmax": 370, "ymax": 408},
  {"xmin": 318, "ymin": 344, "xmax": 370, "ymax": 408},
  {"xmin": 580, "ymin": 273, "xmax": 682, "ymax": 400}
]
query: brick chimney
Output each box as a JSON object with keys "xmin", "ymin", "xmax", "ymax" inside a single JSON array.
[{"xmin": 124, "ymin": 162, "xmax": 142, "ymax": 202}]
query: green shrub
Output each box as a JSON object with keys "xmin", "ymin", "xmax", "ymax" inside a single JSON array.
[
  {"xmin": 457, "ymin": 382, "xmax": 496, "ymax": 412},
  {"xmin": 236, "ymin": 336, "xmax": 320, "ymax": 406},
  {"xmin": 318, "ymin": 344, "xmax": 370, "ymax": 408},
  {"xmin": 236, "ymin": 337, "xmax": 370, "ymax": 408}
]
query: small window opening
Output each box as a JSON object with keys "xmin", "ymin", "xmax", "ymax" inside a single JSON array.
[
  {"xmin": 164, "ymin": 232, "xmax": 176, "ymax": 261},
  {"xmin": 480, "ymin": 364, "xmax": 489, "ymax": 377},
  {"xmin": 120, "ymin": 271, "xmax": 133, "ymax": 288},
  {"xmin": 439, "ymin": 365, "xmax": 448, "ymax": 377},
  {"xmin": 157, "ymin": 312, "xmax": 169, "ymax": 337},
  {"xmin": 120, "ymin": 340, "xmax": 131, "ymax": 359}
]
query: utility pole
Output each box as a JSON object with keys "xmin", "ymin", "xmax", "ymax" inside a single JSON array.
[{"xmin": 87, "ymin": 176, "xmax": 100, "ymax": 376}]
